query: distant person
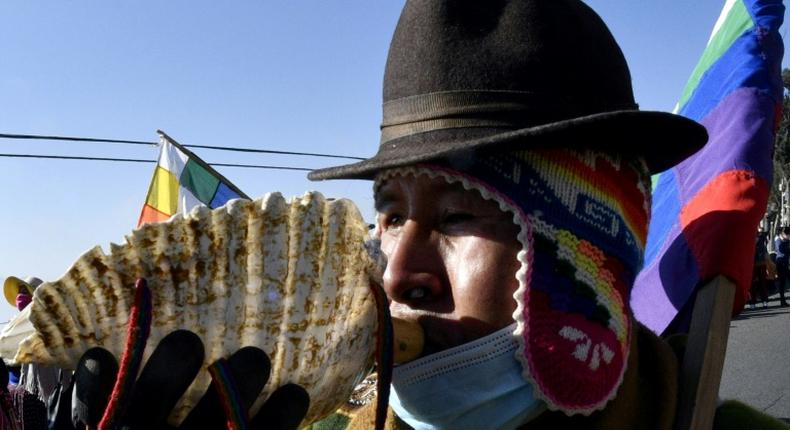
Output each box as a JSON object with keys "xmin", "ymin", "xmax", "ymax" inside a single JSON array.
[
  {"xmin": 2, "ymin": 276, "xmax": 43, "ymax": 387},
  {"xmin": 2, "ymin": 276, "xmax": 56, "ymax": 430},
  {"xmin": 772, "ymin": 227, "xmax": 790, "ymax": 307},
  {"xmin": 0, "ymin": 359, "xmax": 19, "ymax": 430},
  {"xmin": 2, "ymin": 276, "xmax": 41, "ymax": 312},
  {"xmin": 750, "ymin": 231, "xmax": 771, "ymax": 309},
  {"xmin": 1, "ymin": 276, "xmax": 49, "ymax": 429}
]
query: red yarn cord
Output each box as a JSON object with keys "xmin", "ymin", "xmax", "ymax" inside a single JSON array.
[{"xmin": 97, "ymin": 278, "xmax": 152, "ymax": 430}]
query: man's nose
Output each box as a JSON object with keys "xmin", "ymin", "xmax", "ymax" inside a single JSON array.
[{"xmin": 382, "ymin": 220, "xmax": 444, "ymax": 304}]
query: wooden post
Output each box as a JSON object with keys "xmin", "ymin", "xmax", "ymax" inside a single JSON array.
[{"xmin": 674, "ymin": 275, "xmax": 736, "ymax": 430}]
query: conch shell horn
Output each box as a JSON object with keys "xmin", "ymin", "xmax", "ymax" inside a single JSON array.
[{"xmin": 3, "ymin": 192, "xmax": 381, "ymax": 426}]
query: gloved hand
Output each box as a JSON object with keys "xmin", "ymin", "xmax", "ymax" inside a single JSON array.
[
  {"xmin": 68, "ymin": 331, "xmax": 309, "ymax": 430},
  {"xmin": 56, "ymin": 278, "xmax": 310, "ymax": 430}
]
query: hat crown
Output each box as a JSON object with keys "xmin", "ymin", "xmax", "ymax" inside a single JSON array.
[
  {"xmin": 24, "ymin": 276, "xmax": 43, "ymax": 289},
  {"xmin": 308, "ymin": 0, "xmax": 707, "ymax": 182},
  {"xmin": 383, "ymin": 0, "xmax": 636, "ymax": 118}
]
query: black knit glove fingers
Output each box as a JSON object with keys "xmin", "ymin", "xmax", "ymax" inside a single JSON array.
[
  {"xmin": 177, "ymin": 346, "xmax": 270, "ymax": 429},
  {"xmin": 250, "ymin": 383, "xmax": 310, "ymax": 430},
  {"xmin": 120, "ymin": 330, "xmax": 204, "ymax": 429},
  {"xmin": 179, "ymin": 346, "xmax": 309, "ymax": 430},
  {"xmin": 70, "ymin": 330, "xmax": 203, "ymax": 430},
  {"xmin": 69, "ymin": 335, "xmax": 309, "ymax": 430}
]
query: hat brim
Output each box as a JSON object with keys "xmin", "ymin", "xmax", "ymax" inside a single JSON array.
[
  {"xmin": 3, "ymin": 277, "xmax": 33, "ymax": 307},
  {"xmin": 308, "ymin": 110, "xmax": 707, "ymax": 181}
]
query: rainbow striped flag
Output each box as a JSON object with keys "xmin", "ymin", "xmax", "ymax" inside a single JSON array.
[
  {"xmin": 138, "ymin": 131, "xmax": 249, "ymax": 227},
  {"xmin": 632, "ymin": 0, "xmax": 784, "ymax": 334}
]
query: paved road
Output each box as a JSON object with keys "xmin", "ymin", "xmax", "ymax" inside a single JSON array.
[{"xmin": 719, "ymin": 294, "xmax": 790, "ymax": 422}]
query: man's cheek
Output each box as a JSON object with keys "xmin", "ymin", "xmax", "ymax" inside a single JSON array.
[{"xmin": 378, "ymin": 234, "xmax": 395, "ymax": 260}]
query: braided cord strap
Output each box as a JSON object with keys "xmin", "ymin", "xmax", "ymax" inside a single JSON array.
[
  {"xmin": 98, "ymin": 278, "xmax": 153, "ymax": 430},
  {"xmin": 369, "ymin": 282, "xmax": 393, "ymax": 430},
  {"xmin": 207, "ymin": 358, "xmax": 250, "ymax": 430}
]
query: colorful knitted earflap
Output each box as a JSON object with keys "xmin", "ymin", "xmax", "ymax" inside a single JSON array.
[{"xmin": 375, "ymin": 148, "xmax": 651, "ymax": 415}]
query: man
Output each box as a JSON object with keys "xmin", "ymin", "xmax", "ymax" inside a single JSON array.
[
  {"xmin": 308, "ymin": 0, "xmax": 789, "ymax": 428},
  {"xmin": 773, "ymin": 227, "xmax": 790, "ymax": 307},
  {"xmin": 55, "ymin": 1, "xmax": 786, "ymax": 428},
  {"xmin": 751, "ymin": 230, "xmax": 772, "ymax": 309}
]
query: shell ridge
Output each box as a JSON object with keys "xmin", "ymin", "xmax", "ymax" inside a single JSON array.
[
  {"xmin": 240, "ymin": 197, "xmax": 264, "ymax": 347},
  {"xmin": 167, "ymin": 210, "xmax": 190, "ymax": 333},
  {"xmin": 310, "ymin": 196, "xmax": 345, "ymax": 420},
  {"xmin": 252, "ymin": 194, "xmax": 300, "ymax": 415},
  {"xmin": 170, "ymin": 205, "xmax": 226, "ymax": 423},
  {"xmin": 59, "ymin": 247, "xmax": 108, "ymax": 363},
  {"xmin": 101, "ymin": 246, "xmax": 129, "ymax": 353},
  {"xmin": 290, "ymin": 192, "xmax": 334, "ymax": 423},
  {"xmin": 69, "ymin": 250, "xmax": 99, "ymax": 343},
  {"xmin": 179, "ymin": 209, "xmax": 200, "ymax": 341},
  {"xmin": 153, "ymin": 221, "xmax": 176, "ymax": 334},
  {"xmin": 209, "ymin": 206, "xmax": 230, "ymax": 367},
  {"xmin": 108, "ymin": 242, "xmax": 136, "ymax": 354},
  {"xmin": 248, "ymin": 193, "xmax": 289, "ymax": 416},
  {"xmin": 28, "ymin": 285, "xmax": 72, "ymax": 367},
  {"xmin": 225, "ymin": 200, "xmax": 248, "ymax": 355},
  {"xmin": 298, "ymin": 192, "xmax": 331, "ymax": 415}
]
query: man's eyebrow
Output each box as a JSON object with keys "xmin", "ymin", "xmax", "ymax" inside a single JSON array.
[{"xmin": 374, "ymin": 188, "xmax": 399, "ymax": 211}]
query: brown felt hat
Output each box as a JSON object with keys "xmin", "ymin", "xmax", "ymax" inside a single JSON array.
[{"xmin": 309, "ymin": 0, "xmax": 707, "ymax": 181}]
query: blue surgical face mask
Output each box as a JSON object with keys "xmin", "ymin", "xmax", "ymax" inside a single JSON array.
[{"xmin": 389, "ymin": 323, "xmax": 546, "ymax": 430}]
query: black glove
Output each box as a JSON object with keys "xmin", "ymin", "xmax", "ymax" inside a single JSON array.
[
  {"xmin": 178, "ymin": 345, "xmax": 309, "ymax": 430},
  {"xmin": 67, "ymin": 331, "xmax": 309, "ymax": 430}
]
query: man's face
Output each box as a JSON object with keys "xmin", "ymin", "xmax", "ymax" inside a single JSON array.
[{"xmin": 375, "ymin": 173, "xmax": 522, "ymax": 356}]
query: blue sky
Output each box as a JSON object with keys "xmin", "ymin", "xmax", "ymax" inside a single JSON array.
[{"xmin": 0, "ymin": 1, "xmax": 787, "ymax": 323}]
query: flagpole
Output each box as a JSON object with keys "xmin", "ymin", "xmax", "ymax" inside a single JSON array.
[{"xmin": 156, "ymin": 130, "xmax": 251, "ymax": 200}]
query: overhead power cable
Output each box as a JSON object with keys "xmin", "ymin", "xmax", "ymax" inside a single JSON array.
[
  {"xmin": 0, "ymin": 153, "xmax": 313, "ymax": 171},
  {"xmin": 0, "ymin": 133, "xmax": 153, "ymax": 146},
  {"xmin": 0, "ymin": 153, "xmax": 152, "ymax": 163},
  {"xmin": 0, "ymin": 132, "xmax": 365, "ymax": 161}
]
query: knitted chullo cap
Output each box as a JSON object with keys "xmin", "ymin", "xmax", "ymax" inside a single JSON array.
[{"xmin": 375, "ymin": 147, "xmax": 651, "ymax": 415}]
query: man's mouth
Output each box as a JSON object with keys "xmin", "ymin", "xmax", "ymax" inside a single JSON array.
[
  {"xmin": 393, "ymin": 314, "xmax": 510, "ymax": 361},
  {"xmin": 391, "ymin": 317, "xmax": 425, "ymax": 364},
  {"xmin": 389, "ymin": 307, "xmax": 485, "ymax": 361},
  {"xmin": 420, "ymin": 338, "xmax": 443, "ymax": 357},
  {"xmin": 412, "ymin": 316, "xmax": 466, "ymax": 358},
  {"xmin": 389, "ymin": 314, "xmax": 459, "ymax": 364}
]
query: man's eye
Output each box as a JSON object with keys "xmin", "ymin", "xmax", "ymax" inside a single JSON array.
[{"xmin": 384, "ymin": 214, "xmax": 404, "ymax": 228}]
